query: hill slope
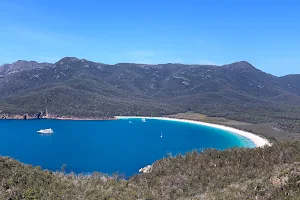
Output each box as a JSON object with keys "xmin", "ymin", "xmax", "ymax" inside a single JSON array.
[
  {"xmin": 1, "ymin": 57, "xmax": 300, "ymax": 132},
  {"xmin": 1, "ymin": 140, "xmax": 300, "ymax": 199}
]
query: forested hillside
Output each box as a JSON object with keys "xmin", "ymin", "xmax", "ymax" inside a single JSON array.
[{"xmin": 1, "ymin": 57, "xmax": 300, "ymax": 132}]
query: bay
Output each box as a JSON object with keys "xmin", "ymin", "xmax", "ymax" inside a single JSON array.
[{"xmin": 0, "ymin": 118, "xmax": 255, "ymax": 176}]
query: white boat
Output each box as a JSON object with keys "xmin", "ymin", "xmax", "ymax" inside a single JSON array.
[
  {"xmin": 160, "ymin": 132, "xmax": 163, "ymax": 138},
  {"xmin": 141, "ymin": 118, "xmax": 146, "ymax": 123},
  {"xmin": 37, "ymin": 128, "xmax": 54, "ymax": 134}
]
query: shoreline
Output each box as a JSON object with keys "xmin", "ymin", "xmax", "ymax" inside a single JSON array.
[
  {"xmin": 1, "ymin": 114, "xmax": 271, "ymax": 147},
  {"xmin": 0, "ymin": 115, "xmax": 117, "ymax": 121},
  {"xmin": 115, "ymin": 116, "xmax": 272, "ymax": 148},
  {"xmin": 48, "ymin": 116, "xmax": 117, "ymax": 121}
]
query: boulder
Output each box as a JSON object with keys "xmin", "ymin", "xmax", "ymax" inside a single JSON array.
[{"xmin": 139, "ymin": 165, "xmax": 152, "ymax": 173}]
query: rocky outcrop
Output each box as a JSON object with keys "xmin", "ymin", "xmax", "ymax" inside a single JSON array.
[{"xmin": 139, "ymin": 165, "xmax": 152, "ymax": 173}]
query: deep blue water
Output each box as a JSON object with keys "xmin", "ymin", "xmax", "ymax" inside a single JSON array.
[{"xmin": 0, "ymin": 118, "xmax": 255, "ymax": 176}]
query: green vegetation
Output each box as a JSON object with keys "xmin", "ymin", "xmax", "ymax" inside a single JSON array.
[
  {"xmin": 1, "ymin": 140, "xmax": 300, "ymax": 199},
  {"xmin": 1, "ymin": 58, "xmax": 300, "ymax": 198},
  {"xmin": 1, "ymin": 58, "xmax": 300, "ymax": 134}
]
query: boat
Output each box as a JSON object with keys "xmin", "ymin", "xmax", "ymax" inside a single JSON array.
[
  {"xmin": 160, "ymin": 132, "xmax": 163, "ymax": 138},
  {"xmin": 37, "ymin": 128, "xmax": 54, "ymax": 134},
  {"xmin": 141, "ymin": 118, "xmax": 146, "ymax": 123}
]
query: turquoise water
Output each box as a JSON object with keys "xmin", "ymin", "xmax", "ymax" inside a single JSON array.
[{"xmin": 0, "ymin": 118, "xmax": 255, "ymax": 176}]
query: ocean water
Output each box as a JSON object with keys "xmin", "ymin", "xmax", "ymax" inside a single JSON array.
[{"xmin": 0, "ymin": 118, "xmax": 255, "ymax": 176}]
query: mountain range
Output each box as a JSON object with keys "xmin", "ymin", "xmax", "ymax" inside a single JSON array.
[{"xmin": 1, "ymin": 57, "xmax": 300, "ymax": 132}]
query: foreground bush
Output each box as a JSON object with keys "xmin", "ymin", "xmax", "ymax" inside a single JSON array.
[{"xmin": 1, "ymin": 141, "xmax": 300, "ymax": 199}]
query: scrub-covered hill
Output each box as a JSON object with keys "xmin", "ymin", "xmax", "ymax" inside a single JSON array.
[
  {"xmin": 1, "ymin": 57, "xmax": 300, "ymax": 133},
  {"xmin": 1, "ymin": 140, "xmax": 300, "ymax": 199}
]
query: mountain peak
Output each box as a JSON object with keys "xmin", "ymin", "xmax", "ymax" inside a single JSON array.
[
  {"xmin": 223, "ymin": 61, "xmax": 258, "ymax": 71},
  {"xmin": 57, "ymin": 57, "xmax": 81, "ymax": 63},
  {"xmin": 55, "ymin": 57, "xmax": 98, "ymax": 66},
  {"xmin": 0, "ymin": 60, "xmax": 52, "ymax": 75},
  {"xmin": 15, "ymin": 60, "xmax": 37, "ymax": 64}
]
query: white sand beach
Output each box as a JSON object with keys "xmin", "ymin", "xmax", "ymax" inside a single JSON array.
[{"xmin": 115, "ymin": 116, "xmax": 271, "ymax": 147}]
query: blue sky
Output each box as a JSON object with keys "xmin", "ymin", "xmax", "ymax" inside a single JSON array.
[{"xmin": 0, "ymin": 0, "xmax": 299, "ymax": 76}]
